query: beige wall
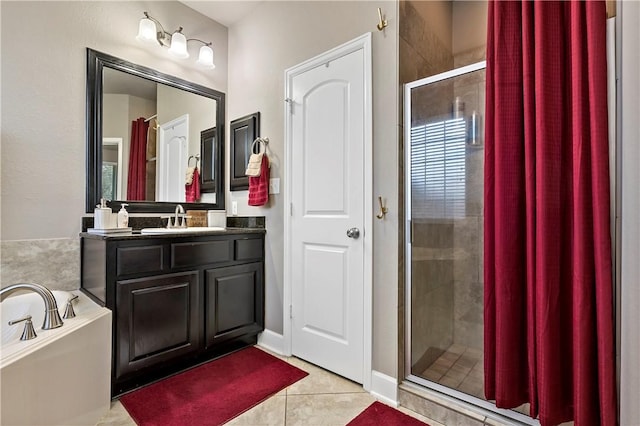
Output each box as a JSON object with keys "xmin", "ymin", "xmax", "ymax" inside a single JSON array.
[
  {"xmin": 227, "ymin": 1, "xmax": 399, "ymax": 377},
  {"xmin": 0, "ymin": 1, "xmax": 228, "ymax": 240}
]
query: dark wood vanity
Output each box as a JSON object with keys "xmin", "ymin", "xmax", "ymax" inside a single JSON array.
[{"xmin": 80, "ymin": 228, "xmax": 265, "ymax": 397}]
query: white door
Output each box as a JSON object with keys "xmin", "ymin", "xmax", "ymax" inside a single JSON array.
[
  {"xmin": 286, "ymin": 34, "xmax": 371, "ymax": 384},
  {"xmin": 157, "ymin": 115, "xmax": 189, "ymax": 202}
]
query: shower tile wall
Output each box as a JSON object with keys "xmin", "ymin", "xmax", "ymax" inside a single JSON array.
[
  {"xmin": 402, "ymin": 0, "xmax": 487, "ymax": 390},
  {"xmin": 401, "ymin": 0, "xmax": 456, "ymax": 373},
  {"xmin": 411, "ymin": 221, "xmax": 455, "ymax": 371},
  {"xmin": 452, "ymin": 69, "xmax": 485, "ymax": 351},
  {"xmin": 399, "ymin": 1, "xmax": 453, "ymax": 85}
]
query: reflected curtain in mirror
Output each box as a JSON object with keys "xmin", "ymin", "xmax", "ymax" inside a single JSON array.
[{"xmin": 127, "ymin": 118, "xmax": 149, "ymax": 200}]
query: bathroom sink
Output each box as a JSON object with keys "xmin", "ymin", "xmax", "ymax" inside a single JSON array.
[{"xmin": 140, "ymin": 227, "xmax": 226, "ymax": 234}]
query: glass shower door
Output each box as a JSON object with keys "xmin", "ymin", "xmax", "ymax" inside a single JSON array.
[{"xmin": 405, "ymin": 62, "xmax": 486, "ymax": 400}]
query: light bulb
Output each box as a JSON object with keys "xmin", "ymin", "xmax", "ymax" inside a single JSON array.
[
  {"xmin": 196, "ymin": 45, "xmax": 216, "ymax": 69},
  {"xmin": 168, "ymin": 31, "xmax": 189, "ymax": 59},
  {"xmin": 136, "ymin": 17, "xmax": 157, "ymax": 43}
]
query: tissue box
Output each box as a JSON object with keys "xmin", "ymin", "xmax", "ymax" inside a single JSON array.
[
  {"xmin": 186, "ymin": 210, "xmax": 208, "ymax": 227},
  {"xmin": 207, "ymin": 210, "xmax": 227, "ymax": 228}
]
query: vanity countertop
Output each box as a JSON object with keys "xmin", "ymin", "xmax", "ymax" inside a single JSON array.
[{"xmin": 80, "ymin": 227, "xmax": 265, "ymax": 241}]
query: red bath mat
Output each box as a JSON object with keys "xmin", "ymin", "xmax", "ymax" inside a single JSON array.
[
  {"xmin": 347, "ymin": 401, "xmax": 429, "ymax": 425},
  {"xmin": 119, "ymin": 346, "xmax": 308, "ymax": 426}
]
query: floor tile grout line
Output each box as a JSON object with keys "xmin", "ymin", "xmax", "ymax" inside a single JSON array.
[
  {"xmin": 284, "ymin": 390, "xmax": 288, "ymax": 426},
  {"xmin": 424, "ymin": 346, "xmax": 465, "ymax": 383},
  {"xmin": 286, "ymin": 391, "xmax": 369, "ymax": 397}
]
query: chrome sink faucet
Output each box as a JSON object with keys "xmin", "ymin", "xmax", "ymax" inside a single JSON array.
[
  {"xmin": 0, "ymin": 283, "xmax": 64, "ymax": 330},
  {"xmin": 161, "ymin": 204, "xmax": 190, "ymax": 228},
  {"xmin": 163, "ymin": 204, "xmax": 187, "ymax": 228}
]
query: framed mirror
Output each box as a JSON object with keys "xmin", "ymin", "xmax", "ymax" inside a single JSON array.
[
  {"xmin": 230, "ymin": 112, "xmax": 260, "ymax": 191},
  {"xmin": 200, "ymin": 126, "xmax": 220, "ymax": 193},
  {"xmin": 86, "ymin": 48, "xmax": 225, "ymax": 213}
]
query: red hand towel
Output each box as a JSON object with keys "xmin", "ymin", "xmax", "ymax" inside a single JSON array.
[
  {"xmin": 186, "ymin": 167, "xmax": 201, "ymax": 202},
  {"xmin": 248, "ymin": 156, "xmax": 269, "ymax": 206}
]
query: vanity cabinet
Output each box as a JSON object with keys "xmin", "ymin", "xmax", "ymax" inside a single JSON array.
[
  {"xmin": 80, "ymin": 229, "xmax": 265, "ymax": 397},
  {"xmin": 115, "ymin": 271, "xmax": 200, "ymax": 379},
  {"xmin": 205, "ymin": 263, "xmax": 264, "ymax": 346}
]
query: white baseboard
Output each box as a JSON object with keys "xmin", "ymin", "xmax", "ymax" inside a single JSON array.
[
  {"xmin": 369, "ymin": 370, "xmax": 398, "ymax": 407},
  {"xmin": 257, "ymin": 333, "xmax": 397, "ymax": 407},
  {"xmin": 257, "ymin": 329, "xmax": 285, "ymax": 355}
]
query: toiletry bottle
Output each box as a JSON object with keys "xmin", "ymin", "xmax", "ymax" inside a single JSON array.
[
  {"xmin": 117, "ymin": 204, "xmax": 129, "ymax": 228},
  {"xmin": 94, "ymin": 198, "xmax": 111, "ymax": 229}
]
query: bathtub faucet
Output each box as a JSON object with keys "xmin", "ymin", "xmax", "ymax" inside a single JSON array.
[{"xmin": 0, "ymin": 283, "xmax": 64, "ymax": 330}]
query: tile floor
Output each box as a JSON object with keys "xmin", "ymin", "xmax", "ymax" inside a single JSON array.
[
  {"xmin": 420, "ymin": 344, "xmax": 484, "ymax": 400},
  {"xmin": 417, "ymin": 346, "xmax": 534, "ymax": 421},
  {"xmin": 96, "ymin": 346, "xmax": 444, "ymax": 426}
]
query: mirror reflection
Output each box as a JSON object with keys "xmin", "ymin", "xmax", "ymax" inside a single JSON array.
[
  {"xmin": 86, "ymin": 48, "xmax": 225, "ymax": 213},
  {"xmin": 102, "ymin": 67, "xmax": 217, "ymax": 203}
]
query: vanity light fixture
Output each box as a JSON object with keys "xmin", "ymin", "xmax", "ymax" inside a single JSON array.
[{"xmin": 136, "ymin": 12, "xmax": 216, "ymax": 69}]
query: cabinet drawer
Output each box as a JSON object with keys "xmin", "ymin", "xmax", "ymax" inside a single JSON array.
[
  {"xmin": 117, "ymin": 245, "xmax": 164, "ymax": 276},
  {"xmin": 235, "ymin": 238, "xmax": 263, "ymax": 261},
  {"xmin": 172, "ymin": 240, "xmax": 232, "ymax": 268}
]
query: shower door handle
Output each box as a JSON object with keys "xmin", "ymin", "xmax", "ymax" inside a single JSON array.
[{"xmin": 346, "ymin": 227, "xmax": 360, "ymax": 239}]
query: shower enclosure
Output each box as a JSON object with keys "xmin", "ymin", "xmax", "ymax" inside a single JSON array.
[
  {"xmin": 404, "ymin": 61, "xmax": 538, "ymax": 425},
  {"xmin": 405, "ymin": 61, "xmax": 486, "ymax": 397}
]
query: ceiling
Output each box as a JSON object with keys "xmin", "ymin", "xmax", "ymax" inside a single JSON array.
[
  {"xmin": 103, "ymin": 68, "xmax": 158, "ymax": 101},
  {"xmin": 180, "ymin": 1, "xmax": 263, "ymax": 27}
]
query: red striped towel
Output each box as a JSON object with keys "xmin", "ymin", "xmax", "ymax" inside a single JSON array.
[
  {"xmin": 185, "ymin": 167, "xmax": 201, "ymax": 202},
  {"xmin": 248, "ymin": 156, "xmax": 269, "ymax": 206}
]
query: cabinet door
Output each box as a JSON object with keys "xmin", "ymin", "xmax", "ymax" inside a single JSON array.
[
  {"xmin": 205, "ymin": 263, "xmax": 264, "ymax": 346},
  {"xmin": 115, "ymin": 271, "xmax": 200, "ymax": 379}
]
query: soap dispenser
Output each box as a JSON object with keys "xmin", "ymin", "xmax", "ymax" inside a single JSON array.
[
  {"xmin": 117, "ymin": 204, "xmax": 129, "ymax": 228},
  {"xmin": 94, "ymin": 198, "xmax": 111, "ymax": 229}
]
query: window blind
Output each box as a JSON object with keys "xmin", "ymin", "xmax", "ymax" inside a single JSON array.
[{"xmin": 411, "ymin": 117, "xmax": 466, "ymax": 219}]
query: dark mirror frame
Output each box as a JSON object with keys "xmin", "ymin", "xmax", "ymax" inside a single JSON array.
[
  {"xmin": 230, "ymin": 112, "xmax": 260, "ymax": 191},
  {"xmin": 86, "ymin": 48, "xmax": 226, "ymax": 213},
  {"xmin": 200, "ymin": 126, "xmax": 220, "ymax": 193}
]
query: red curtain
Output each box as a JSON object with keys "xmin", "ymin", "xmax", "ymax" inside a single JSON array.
[
  {"xmin": 127, "ymin": 118, "xmax": 149, "ymax": 200},
  {"xmin": 484, "ymin": 1, "xmax": 617, "ymax": 425}
]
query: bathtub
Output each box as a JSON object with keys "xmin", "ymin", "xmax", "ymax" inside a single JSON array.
[{"xmin": 1, "ymin": 290, "xmax": 112, "ymax": 425}]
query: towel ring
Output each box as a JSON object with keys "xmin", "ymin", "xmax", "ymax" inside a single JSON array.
[
  {"xmin": 188, "ymin": 154, "xmax": 200, "ymax": 167},
  {"xmin": 250, "ymin": 137, "xmax": 269, "ymax": 154}
]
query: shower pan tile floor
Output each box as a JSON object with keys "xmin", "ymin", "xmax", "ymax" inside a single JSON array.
[{"xmin": 421, "ymin": 344, "xmax": 485, "ymax": 399}]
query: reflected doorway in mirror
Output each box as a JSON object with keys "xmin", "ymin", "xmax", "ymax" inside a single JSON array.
[
  {"xmin": 157, "ymin": 115, "xmax": 189, "ymax": 202},
  {"xmin": 102, "ymin": 137, "xmax": 123, "ymax": 200}
]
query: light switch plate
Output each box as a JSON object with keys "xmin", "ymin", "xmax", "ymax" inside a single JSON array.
[
  {"xmin": 269, "ymin": 178, "xmax": 280, "ymax": 194},
  {"xmin": 231, "ymin": 201, "xmax": 238, "ymax": 216}
]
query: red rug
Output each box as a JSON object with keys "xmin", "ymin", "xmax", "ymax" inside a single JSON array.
[
  {"xmin": 120, "ymin": 346, "xmax": 308, "ymax": 426},
  {"xmin": 348, "ymin": 401, "xmax": 428, "ymax": 425}
]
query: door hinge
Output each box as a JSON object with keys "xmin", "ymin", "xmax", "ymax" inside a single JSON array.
[
  {"xmin": 285, "ymin": 98, "xmax": 294, "ymax": 114},
  {"xmin": 289, "ymin": 304, "xmax": 293, "ymax": 319},
  {"xmin": 290, "ymin": 203, "xmax": 293, "ymax": 217}
]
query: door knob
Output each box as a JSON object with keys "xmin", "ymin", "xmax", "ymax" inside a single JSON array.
[{"xmin": 346, "ymin": 227, "xmax": 360, "ymax": 239}]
